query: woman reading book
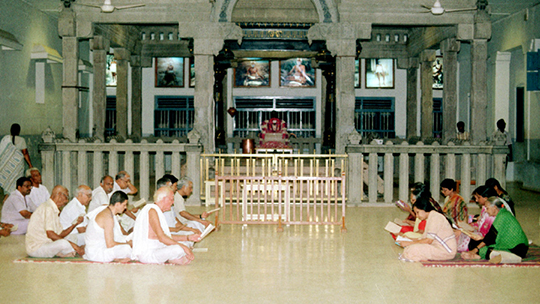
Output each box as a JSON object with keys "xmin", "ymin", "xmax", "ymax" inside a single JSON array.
[
  {"xmin": 440, "ymin": 178, "xmax": 467, "ymax": 225},
  {"xmin": 394, "ymin": 183, "xmax": 442, "ymax": 239},
  {"xmin": 397, "ymin": 196, "xmax": 457, "ymax": 262},
  {"xmin": 461, "ymin": 197, "xmax": 528, "ymax": 263}
]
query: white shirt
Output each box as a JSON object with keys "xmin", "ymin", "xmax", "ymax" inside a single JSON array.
[
  {"xmin": 1, "ymin": 189, "xmax": 33, "ymax": 224},
  {"xmin": 109, "ymin": 181, "xmax": 131, "ymax": 198},
  {"xmin": 89, "ymin": 186, "xmax": 109, "ymax": 213},
  {"xmin": 59, "ymin": 197, "xmax": 87, "ymax": 232},
  {"xmin": 27, "ymin": 184, "xmax": 50, "ymax": 208},
  {"xmin": 173, "ymin": 192, "xmax": 188, "ymax": 224},
  {"xmin": 25, "ymin": 199, "xmax": 63, "ymax": 254}
]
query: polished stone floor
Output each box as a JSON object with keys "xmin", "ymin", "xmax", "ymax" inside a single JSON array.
[{"xmin": 0, "ymin": 183, "xmax": 539, "ymax": 303}]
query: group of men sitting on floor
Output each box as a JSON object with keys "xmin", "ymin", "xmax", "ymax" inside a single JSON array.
[{"xmin": 1, "ymin": 168, "xmax": 212, "ymax": 264}]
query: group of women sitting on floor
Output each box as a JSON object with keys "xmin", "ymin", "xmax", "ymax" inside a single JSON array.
[{"xmin": 393, "ymin": 178, "xmax": 528, "ymax": 263}]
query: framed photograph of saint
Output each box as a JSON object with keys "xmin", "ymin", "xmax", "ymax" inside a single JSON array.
[
  {"xmin": 106, "ymin": 54, "xmax": 117, "ymax": 86},
  {"xmin": 432, "ymin": 56, "xmax": 443, "ymax": 89},
  {"xmin": 280, "ymin": 58, "xmax": 315, "ymax": 87},
  {"xmin": 355, "ymin": 59, "xmax": 361, "ymax": 88},
  {"xmin": 365, "ymin": 58, "xmax": 394, "ymax": 89},
  {"xmin": 189, "ymin": 57, "xmax": 195, "ymax": 88},
  {"xmin": 155, "ymin": 57, "xmax": 184, "ymax": 87},
  {"xmin": 234, "ymin": 59, "xmax": 270, "ymax": 87}
]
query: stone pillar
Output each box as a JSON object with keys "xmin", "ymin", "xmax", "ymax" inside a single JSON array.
[
  {"xmin": 326, "ymin": 40, "xmax": 356, "ymax": 154},
  {"xmin": 441, "ymin": 38, "xmax": 460, "ymax": 142},
  {"xmin": 186, "ymin": 144, "xmax": 203, "ymax": 205},
  {"xmin": 405, "ymin": 58, "xmax": 419, "ymax": 139},
  {"xmin": 59, "ymin": 9, "xmax": 79, "ymax": 142},
  {"xmin": 470, "ymin": 39, "xmax": 488, "ymax": 142},
  {"xmin": 130, "ymin": 55, "xmax": 143, "ymax": 139},
  {"xmin": 193, "ymin": 39, "xmax": 223, "ymax": 153},
  {"xmin": 115, "ymin": 48, "xmax": 130, "ymax": 139},
  {"xmin": 420, "ymin": 50, "xmax": 436, "ymax": 139},
  {"xmin": 494, "ymin": 51, "xmax": 511, "ymax": 129},
  {"xmin": 91, "ymin": 36, "xmax": 109, "ymax": 140}
]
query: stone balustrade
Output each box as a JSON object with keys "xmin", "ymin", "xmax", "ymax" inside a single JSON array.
[
  {"xmin": 38, "ymin": 138, "xmax": 203, "ymax": 204},
  {"xmin": 346, "ymin": 141, "xmax": 509, "ymax": 205}
]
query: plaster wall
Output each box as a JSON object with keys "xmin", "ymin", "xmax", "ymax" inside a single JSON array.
[{"xmin": 0, "ymin": 1, "xmax": 64, "ymax": 170}]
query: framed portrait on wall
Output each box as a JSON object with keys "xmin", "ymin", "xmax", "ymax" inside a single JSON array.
[
  {"xmin": 280, "ymin": 58, "xmax": 315, "ymax": 87},
  {"xmin": 355, "ymin": 59, "xmax": 361, "ymax": 88},
  {"xmin": 365, "ymin": 58, "xmax": 394, "ymax": 89},
  {"xmin": 432, "ymin": 56, "xmax": 443, "ymax": 89},
  {"xmin": 106, "ymin": 54, "xmax": 117, "ymax": 86},
  {"xmin": 155, "ymin": 57, "xmax": 184, "ymax": 87},
  {"xmin": 189, "ymin": 57, "xmax": 195, "ymax": 88},
  {"xmin": 234, "ymin": 59, "xmax": 270, "ymax": 87}
]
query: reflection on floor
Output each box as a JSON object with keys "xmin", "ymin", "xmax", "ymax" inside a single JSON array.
[{"xmin": 0, "ymin": 183, "xmax": 539, "ymax": 303}]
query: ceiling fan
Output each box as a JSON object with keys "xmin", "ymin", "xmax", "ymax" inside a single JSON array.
[
  {"xmin": 421, "ymin": 0, "xmax": 477, "ymax": 15},
  {"xmin": 75, "ymin": 0, "xmax": 145, "ymax": 13}
]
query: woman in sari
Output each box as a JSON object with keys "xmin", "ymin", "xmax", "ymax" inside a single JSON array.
[
  {"xmin": 461, "ymin": 197, "xmax": 528, "ymax": 263},
  {"xmin": 0, "ymin": 124, "xmax": 29, "ymax": 199},
  {"xmin": 440, "ymin": 178, "xmax": 467, "ymax": 225},
  {"xmin": 456, "ymin": 186, "xmax": 497, "ymax": 252},
  {"xmin": 398, "ymin": 196, "xmax": 457, "ymax": 262}
]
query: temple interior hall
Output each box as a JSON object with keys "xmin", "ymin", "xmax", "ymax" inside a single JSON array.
[{"xmin": 2, "ymin": 0, "xmax": 540, "ymax": 302}]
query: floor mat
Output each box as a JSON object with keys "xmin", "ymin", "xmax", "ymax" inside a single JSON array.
[{"xmin": 421, "ymin": 245, "xmax": 540, "ymax": 267}]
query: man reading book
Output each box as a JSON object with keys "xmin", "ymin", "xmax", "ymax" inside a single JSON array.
[{"xmin": 132, "ymin": 186, "xmax": 201, "ymax": 264}]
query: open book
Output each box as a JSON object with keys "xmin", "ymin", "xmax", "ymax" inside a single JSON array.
[
  {"xmin": 132, "ymin": 198, "xmax": 147, "ymax": 209},
  {"xmin": 384, "ymin": 221, "xmax": 402, "ymax": 234},
  {"xmin": 205, "ymin": 208, "xmax": 221, "ymax": 215},
  {"xmin": 199, "ymin": 224, "xmax": 215, "ymax": 240}
]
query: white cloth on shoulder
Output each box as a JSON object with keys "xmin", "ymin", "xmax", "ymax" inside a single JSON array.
[{"xmin": 132, "ymin": 204, "xmax": 186, "ymax": 264}]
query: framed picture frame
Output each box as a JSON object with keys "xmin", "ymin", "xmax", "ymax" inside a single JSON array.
[
  {"xmin": 155, "ymin": 57, "xmax": 184, "ymax": 87},
  {"xmin": 365, "ymin": 58, "xmax": 394, "ymax": 89},
  {"xmin": 432, "ymin": 56, "xmax": 443, "ymax": 89},
  {"xmin": 355, "ymin": 59, "xmax": 361, "ymax": 88},
  {"xmin": 189, "ymin": 57, "xmax": 195, "ymax": 88},
  {"xmin": 234, "ymin": 59, "xmax": 270, "ymax": 87},
  {"xmin": 280, "ymin": 58, "xmax": 315, "ymax": 88},
  {"xmin": 106, "ymin": 54, "xmax": 117, "ymax": 87}
]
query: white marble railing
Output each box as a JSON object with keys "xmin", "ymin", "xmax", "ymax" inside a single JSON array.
[
  {"xmin": 38, "ymin": 138, "xmax": 203, "ymax": 203},
  {"xmin": 346, "ymin": 141, "xmax": 509, "ymax": 205}
]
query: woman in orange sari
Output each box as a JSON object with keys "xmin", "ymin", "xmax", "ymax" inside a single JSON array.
[{"xmin": 440, "ymin": 178, "xmax": 467, "ymax": 225}]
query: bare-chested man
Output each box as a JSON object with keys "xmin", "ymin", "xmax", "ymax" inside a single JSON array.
[{"xmin": 84, "ymin": 191, "xmax": 132, "ymax": 263}]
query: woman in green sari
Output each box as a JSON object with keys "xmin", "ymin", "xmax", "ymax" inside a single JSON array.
[{"xmin": 461, "ymin": 197, "xmax": 528, "ymax": 263}]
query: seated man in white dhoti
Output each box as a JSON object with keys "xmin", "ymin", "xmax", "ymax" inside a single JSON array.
[
  {"xmin": 111, "ymin": 171, "xmax": 139, "ymax": 231},
  {"xmin": 26, "ymin": 168, "xmax": 50, "ymax": 208},
  {"xmin": 132, "ymin": 186, "xmax": 201, "ymax": 264},
  {"xmin": 84, "ymin": 191, "xmax": 132, "ymax": 263},
  {"xmin": 59, "ymin": 185, "xmax": 92, "ymax": 246},
  {"xmin": 25, "ymin": 186, "xmax": 84, "ymax": 258},
  {"xmin": 88, "ymin": 175, "xmax": 114, "ymax": 213},
  {"xmin": 173, "ymin": 177, "xmax": 212, "ymax": 233}
]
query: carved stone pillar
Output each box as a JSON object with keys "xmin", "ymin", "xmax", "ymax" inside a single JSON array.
[
  {"xmin": 91, "ymin": 36, "xmax": 109, "ymax": 140},
  {"xmin": 178, "ymin": 22, "xmax": 243, "ymax": 153},
  {"xmin": 193, "ymin": 39, "xmax": 222, "ymax": 153},
  {"xmin": 405, "ymin": 58, "xmax": 419, "ymax": 139},
  {"xmin": 420, "ymin": 50, "xmax": 436, "ymax": 139},
  {"xmin": 130, "ymin": 55, "xmax": 144, "ymax": 139},
  {"xmin": 470, "ymin": 39, "xmax": 488, "ymax": 142},
  {"xmin": 59, "ymin": 8, "xmax": 79, "ymax": 142},
  {"xmin": 441, "ymin": 38, "xmax": 460, "ymax": 142},
  {"xmin": 115, "ymin": 48, "xmax": 130, "ymax": 139},
  {"xmin": 308, "ymin": 22, "xmax": 371, "ymax": 153}
]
